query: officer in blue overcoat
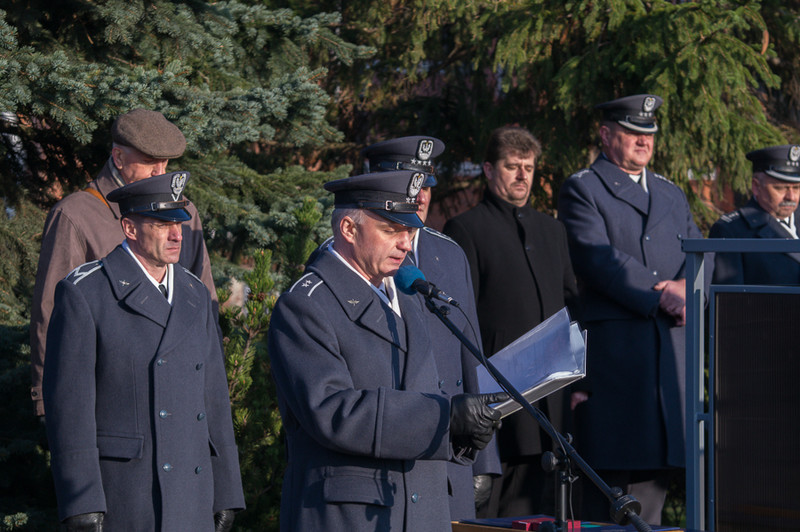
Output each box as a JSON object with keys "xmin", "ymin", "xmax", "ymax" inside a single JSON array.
[
  {"xmin": 558, "ymin": 95, "xmax": 707, "ymax": 524},
  {"xmin": 362, "ymin": 136, "xmax": 502, "ymax": 519},
  {"xmin": 43, "ymin": 171, "xmax": 244, "ymax": 531},
  {"xmin": 710, "ymin": 144, "xmax": 800, "ymax": 284},
  {"xmin": 268, "ymin": 170, "xmax": 506, "ymax": 531}
]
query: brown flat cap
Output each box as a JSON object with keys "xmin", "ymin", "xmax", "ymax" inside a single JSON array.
[{"xmin": 111, "ymin": 108, "xmax": 186, "ymax": 159}]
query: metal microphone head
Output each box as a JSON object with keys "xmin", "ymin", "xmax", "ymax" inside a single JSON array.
[{"xmin": 394, "ymin": 265, "xmax": 425, "ymax": 295}]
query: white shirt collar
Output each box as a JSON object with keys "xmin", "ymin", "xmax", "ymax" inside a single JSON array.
[
  {"xmin": 328, "ymin": 244, "xmax": 401, "ymax": 316},
  {"xmin": 122, "ymin": 241, "xmax": 174, "ymax": 304}
]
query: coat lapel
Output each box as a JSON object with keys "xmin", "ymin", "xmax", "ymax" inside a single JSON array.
[
  {"xmin": 592, "ymin": 156, "xmax": 650, "ymax": 215},
  {"xmin": 313, "ymin": 252, "xmax": 407, "ymax": 352},
  {"xmin": 742, "ymin": 200, "xmax": 800, "ymax": 264},
  {"xmin": 104, "ymin": 246, "xmax": 171, "ymax": 327},
  {"xmin": 643, "ymin": 171, "xmax": 677, "ymax": 233},
  {"xmin": 157, "ymin": 266, "xmax": 206, "ymax": 356}
]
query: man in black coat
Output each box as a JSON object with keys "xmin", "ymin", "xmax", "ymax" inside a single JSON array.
[
  {"xmin": 710, "ymin": 144, "xmax": 800, "ymax": 284},
  {"xmin": 444, "ymin": 126, "xmax": 578, "ymax": 518}
]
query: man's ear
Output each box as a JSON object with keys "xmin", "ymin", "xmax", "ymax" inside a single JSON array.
[
  {"xmin": 483, "ymin": 161, "xmax": 495, "ymax": 181},
  {"xmin": 598, "ymin": 124, "xmax": 611, "ymax": 147},
  {"xmin": 339, "ymin": 215, "xmax": 358, "ymax": 244},
  {"xmin": 111, "ymin": 146, "xmax": 125, "ymax": 170},
  {"xmin": 121, "ymin": 216, "xmax": 137, "ymax": 241}
]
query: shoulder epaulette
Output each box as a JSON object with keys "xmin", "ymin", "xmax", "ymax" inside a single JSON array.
[
  {"xmin": 569, "ymin": 168, "xmax": 592, "ymax": 180},
  {"xmin": 651, "ymin": 172, "xmax": 678, "ymax": 188},
  {"xmin": 719, "ymin": 211, "xmax": 741, "ymax": 223},
  {"xmin": 181, "ymin": 267, "xmax": 203, "ymax": 284},
  {"xmin": 422, "ymin": 226, "xmax": 458, "ymax": 245},
  {"xmin": 289, "ymin": 271, "xmax": 325, "ymax": 297},
  {"xmin": 66, "ymin": 260, "xmax": 103, "ymax": 285}
]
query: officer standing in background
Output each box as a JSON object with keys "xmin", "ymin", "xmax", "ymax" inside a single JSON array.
[
  {"xmin": 710, "ymin": 144, "xmax": 800, "ymax": 285},
  {"xmin": 268, "ymin": 170, "xmax": 506, "ymax": 531},
  {"xmin": 30, "ymin": 108, "xmax": 216, "ymax": 417},
  {"xmin": 44, "ymin": 172, "xmax": 244, "ymax": 531},
  {"xmin": 362, "ymin": 136, "xmax": 502, "ymax": 519},
  {"xmin": 558, "ymin": 94, "xmax": 706, "ymax": 524},
  {"xmin": 444, "ymin": 126, "xmax": 578, "ymax": 519}
]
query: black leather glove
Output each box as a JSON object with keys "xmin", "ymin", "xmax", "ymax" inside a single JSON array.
[
  {"xmin": 473, "ymin": 474, "xmax": 493, "ymax": 509},
  {"xmin": 450, "ymin": 392, "xmax": 508, "ymax": 450},
  {"xmin": 214, "ymin": 509, "xmax": 236, "ymax": 532},
  {"xmin": 60, "ymin": 512, "xmax": 104, "ymax": 532}
]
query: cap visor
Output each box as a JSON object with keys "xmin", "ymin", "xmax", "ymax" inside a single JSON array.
[
  {"xmin": 377, "ymin": 211, "xmax": 424, "ymax": 228},
  {"xmin": 140, "ymin": 208, "xmax": 192, "ymax": 222}
]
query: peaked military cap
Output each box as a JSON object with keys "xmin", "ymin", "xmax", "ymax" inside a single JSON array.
[
  {"xmin": 595, "ymin": 94, "xmax": 663, "ymax": 134},
  {"xmin": 362, "ymin": 136, "xmax": 445, "ymax": 187},
  {"xmin": 111, "ymin": 108, "xmax": 187, "ymax": 159},
  {"xmin": 747, "ymin": 144, "xmax": 800, "ymax": 182},
  {"xmin": 107, "ymin": 171, "xmax": 192, "ymax": 222},
  {"xmin": 324, "ymin": 170, "xmax": 425, "ymax": 228}
]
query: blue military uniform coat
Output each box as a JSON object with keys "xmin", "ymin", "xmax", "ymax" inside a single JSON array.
[
  {"xmin": 558, "ymin": 155, "xmax": 706, "ymax": 469},
  {"xmin": 43, "ymin": 246, "xmax": 244, "ymax": 531},
  {"xmin": 709, "ymin": 197, "xmax": 800, "ymax": 285},
  {"xmin": 268, "ymin": 249, "xmax": 473, "ymax": 532},
  {"xmin": 410, "ymin": 227, "xmax": 502, "ymax": 520}
]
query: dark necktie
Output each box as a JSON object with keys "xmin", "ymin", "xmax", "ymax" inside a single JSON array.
[{"xmin": 158, "ymin": 284, "xmax": 168, "ymax": 298}]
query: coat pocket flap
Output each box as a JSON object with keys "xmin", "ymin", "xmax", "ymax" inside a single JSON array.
[
  {"xmin": 323, "ymin": 468, "xmax": 395, "ymax": 507},
  {"xmin": 96, "ymin": 433, "xmax": 144, "ymax": 460}
]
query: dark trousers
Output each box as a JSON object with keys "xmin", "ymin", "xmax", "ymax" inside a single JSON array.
[
  {"xmin": 576, "ymin": 469, "xmax": 674, "ymax": 525},
  {"xmin": 478, "ymin": 456, "xmax": 555, "ymax": 519}
]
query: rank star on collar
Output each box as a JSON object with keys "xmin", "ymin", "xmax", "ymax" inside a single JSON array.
[
  {"xmin": 347, "ymin": 299, "xmax": 360, "ymax": 306},
  {"xmin": 119, "ymin": 280, "xmax": 130, "ymax": 286},
  {"xmin": 301, "ymin": 279, "xmax": 313, "ymax": 288}
]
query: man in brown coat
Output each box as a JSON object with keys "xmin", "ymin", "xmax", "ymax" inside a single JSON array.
[{"xmin": 30, "ymin": 108, "xmax": 216, "ymax": 417}]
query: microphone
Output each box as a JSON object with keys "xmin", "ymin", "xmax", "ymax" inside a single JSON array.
[{"xmin": 394, "ymin": 265, "xmax": 460, "ymax": 307}]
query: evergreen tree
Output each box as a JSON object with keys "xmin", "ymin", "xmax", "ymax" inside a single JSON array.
[{"xmin": 0, "ymin": 1, "xmax": 366, "ymax": 529}]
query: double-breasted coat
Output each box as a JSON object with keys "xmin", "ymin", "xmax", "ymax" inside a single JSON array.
[
  {"xmin": 31, "ymin": 158, "xmax": 215, "ymax": 416},
  {"xmin": 43, "ymin": 246, "xmax": 244, "ymax": 531},
  {"xmin": 709, "ymin": 197, "xmax": 800, "ymax": 285},
  {"xmin": 410, "ymin": 227, "xmax": 502, "ymax": 519},
  {"xmin": 443, "ymin": 190, "xmax": 578, "ymax": 459},
  {"xmin": 558, "ymin": 155, "xmax": 707, "ymax": 469},
  {"xmin": 268, "ymin": 249, "xmax": 473, "ymax": 532}
]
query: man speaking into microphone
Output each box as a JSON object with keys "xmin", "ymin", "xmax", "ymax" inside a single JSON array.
[{"xmin": 268, "ymin": 170, "xmax": 506, "ymax": 532}]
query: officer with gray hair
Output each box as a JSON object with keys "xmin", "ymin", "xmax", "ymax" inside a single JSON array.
[
  {"xmin": 710, "ymin": 144, "xmax": 800, "ymax": 284},
  {"xmin": 268, "ymin": 170, "xmax": 507, "ymax": 531}
]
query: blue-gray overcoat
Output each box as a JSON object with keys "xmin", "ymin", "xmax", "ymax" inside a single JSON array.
[
  {"xmin": 709, "ymin": 197, "xmax": 800, "ymax": 285},
  {"xmin": 43, "ymin": 245, "xmax": 244, "ymax": 531},
  {"xmin": 558, "ymin": 156, "xmax": 707, "ymax": 469},
  {"xmin": 411, "ymin": 227, "xmax": 502, "ymax": 520},
  {"xmin": 268, "ymin": 249, "xmax": 473, "ymax": 532}
]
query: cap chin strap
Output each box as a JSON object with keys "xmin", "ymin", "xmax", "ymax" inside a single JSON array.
[
  {"xmin": 376, "ymin": 160, "xmax": 436, "ymax": 175},
  {"xmin": 617, "ymin": 118, "xmax": 658, "ymax": 134},
  {"xmin": 765, "ymin": 167, "xmax": 800, "ymax": 182},
  {"xmin": 338, "ymin": 200, "xmax": 419, "ymax": 213},
  {"xmin": 124, "ymin": 199, "xmax": 189, "ymax": 215}
]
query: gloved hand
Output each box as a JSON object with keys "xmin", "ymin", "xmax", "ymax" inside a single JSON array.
[
  {"xmin": 60, "ymin": 512, "xmax": 104, "ymax": 532},
  {"xmin": 473, "ymin": 474, "xmax": 493, "ymax": 509},
  {"xmin": 214, "ymin": 509, "xmax": 236, "ymax": 532},
  {"xmin": 450, "ymin": 392, "xmax": 508, "ymax": 450}
]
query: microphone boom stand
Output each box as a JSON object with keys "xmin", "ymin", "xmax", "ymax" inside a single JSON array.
[{"xmin": 422, "ymin": 297, "xmax": 653, "ymax": 532}]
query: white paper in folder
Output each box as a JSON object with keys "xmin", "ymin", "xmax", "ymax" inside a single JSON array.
[{"xmin": 477, "ymin": 307, "xmax": 587, "ymax": 418}]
